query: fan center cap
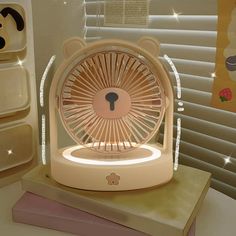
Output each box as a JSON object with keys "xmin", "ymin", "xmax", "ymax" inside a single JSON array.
[{"xmin": 93, "ymin": 88, "xmax": 131, "ymax": 119}]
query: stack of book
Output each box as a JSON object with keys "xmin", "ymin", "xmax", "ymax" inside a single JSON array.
[{"xmin": 12, "ymin": 165, "xmax": 211, "ymax": 236}]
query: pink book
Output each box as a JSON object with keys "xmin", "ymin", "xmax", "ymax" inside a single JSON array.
[
  {"xmin": 13, "ymin": 192, "xmax": 195, "ymax": 236},
  {"xmin": 13, "ymin": 192, "xmax": 148, "ymax": 236}
]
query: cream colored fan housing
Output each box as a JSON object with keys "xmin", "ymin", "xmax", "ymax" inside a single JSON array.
[{"xmin": 49, "ymin": 37, "xmax": 174, "ymax": 191}]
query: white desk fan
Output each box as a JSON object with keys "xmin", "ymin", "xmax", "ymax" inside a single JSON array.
[{"xmin": 49, "ymin": 37, "xmax": 174, "ymax": 191}]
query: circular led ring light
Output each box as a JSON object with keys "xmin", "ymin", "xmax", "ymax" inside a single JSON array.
[
  {"xmin": 63, "ymin": 143, "xmax": 161, "ymax": 166},
  {"xmin": 58, "ymin": 46, "xmax": 166, "ymax": 154}
]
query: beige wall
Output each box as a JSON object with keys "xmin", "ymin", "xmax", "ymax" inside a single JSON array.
[
  {"xmin": 32, "ymin": 0, "xmax": 85, "ymax": 80},
  {"xmin": 31, "ymin": 0, "xmax": 85, "ymax": 149}
]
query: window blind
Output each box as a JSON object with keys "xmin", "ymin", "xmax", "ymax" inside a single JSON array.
[{"xmin": 84, "ymin": 0, "xmax": 236, "ymax": 199}]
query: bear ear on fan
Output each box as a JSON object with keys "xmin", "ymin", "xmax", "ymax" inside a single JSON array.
[
  {"xmin": 63, "ymin": 37, "xmax": 87, "ymax": 59},
  {"xmin": 137, "ymin": 37, "xmax": 160, "ymax": 57}
]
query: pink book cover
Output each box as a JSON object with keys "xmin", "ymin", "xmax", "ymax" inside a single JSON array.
[
  {"xmin": 12, "ymin": 192, "xmax": 148, "ymax": 236},
  {"xmin": 13, "ymin": 192, "xmax": 195, "ymax": 236}
]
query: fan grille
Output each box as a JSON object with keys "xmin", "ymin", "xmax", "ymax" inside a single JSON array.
[{"xmin": 59, "ymin": 49, "xmax": 165, "ymax": 154}]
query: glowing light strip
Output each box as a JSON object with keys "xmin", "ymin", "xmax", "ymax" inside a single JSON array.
[
  {"xmin": 164, "ymin": 54, "xmax": 182, "ymax": 171},
  {"xmin": 174, "ymin": 118, "xmax": 181, "ymax": 171},
  {"xmin": 63, "ymin": 144, "xmax": 161, "ymax": 166},
  {"xmin": 41, "ymin": 114, "xmax": 46, "ymax": 165},
  {"xmin": 164, "ymin": 54, "xmax": 181, "ymax": 99},
  {"xmin": 40, "ymin": 55, "xmax": 56, "ymax": 107},
  {"xmin": 40, "ymin": 56, "xmax": 56, "ymax": 165}
]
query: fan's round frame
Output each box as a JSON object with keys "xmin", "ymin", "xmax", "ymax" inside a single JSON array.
[{"xmin": 56, "ymin": 43, "xmax": 167, "ymax": 154}]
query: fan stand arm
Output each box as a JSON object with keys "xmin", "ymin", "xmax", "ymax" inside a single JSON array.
[{"xmin": 162, "ymin": 100, "xmax": 174, "ymax": 155}]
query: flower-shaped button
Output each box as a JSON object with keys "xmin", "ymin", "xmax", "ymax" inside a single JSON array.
[{"xmin": 106, "ymin": 173, "xmax": 120, "ymax": 185}]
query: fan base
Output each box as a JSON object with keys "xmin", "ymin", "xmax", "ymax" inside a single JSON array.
[{"xmin": 51, "ymin": 144, "xmax": 173, "ymax": 191}]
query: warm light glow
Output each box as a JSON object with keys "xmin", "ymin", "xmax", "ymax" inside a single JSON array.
[
  {"xmin": 17, "ymin": 58, "xmax": 24, "ymax": 67},
  {"xmin": 173, "ymin": 12, "xmax": 178, "ymax": 18},
  {"xmin": 172, "ymin": 10, "xmax": 182, "ymax": 19},
  {"xmin": 40, "ymin": 55, "xmax": 56, "ymax": 108},
  {"xmin": 164, "ymin": 54, "xmax": 181, "ymax": 99},
  {"xmin": 164, "ymin": 54, "xmax": 182, "ymax": 171},
  {"xmin": 40, "ymin": 56, "xmax": 55, "ymax": 165},
  {"xmin": 211, "ymin": 72, "xmax": 216, "ymax": 78},
  {"xmin": 224, "ymin": 156, "xmax": 232, "ymax": 165},
  {"xmin": 177, "ymin": 101, "xmax": 184, "ymax": 112},
  {"xmin": 7, "ymin": 149, "xmax": 13, "ymax": 155},
  {"xmin": 174, "ymin": 118, "xmax": 181, "ymax": 171},
  {"xmin": 177, "ymin": 107, "xmax": 185, "ymax": 112},
  {"xmin": 63, "ymin": 144, "xmax": 161, "ymax": 166},
  {"xmin": 41, "ymin": 114, "xmax": 46, "ymax": 165}
]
